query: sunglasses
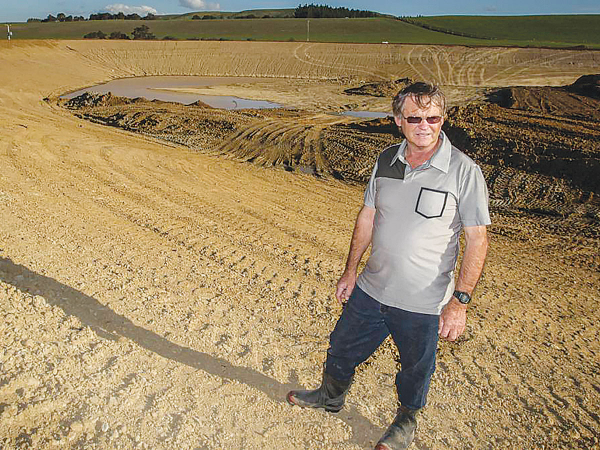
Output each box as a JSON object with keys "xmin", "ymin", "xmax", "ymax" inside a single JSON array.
[{"xmin": 403, "ymin": 116, "xmax": 443, "ymax": 124}]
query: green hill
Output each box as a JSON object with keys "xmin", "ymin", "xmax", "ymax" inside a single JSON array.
[
  {"xmin": 404, "ymin": 15, "xmax": 600, "ymax": 47},
  {"xmin": 4, "ymin": 17, "xmax": 484, "ymax": 44},
  {"xmin": 169, "ymin": 8, "xmax": 296, "ymax": 19},
  {"xmin": 3, "ymin": 13, "xmax": 599, "ymax": 48}
]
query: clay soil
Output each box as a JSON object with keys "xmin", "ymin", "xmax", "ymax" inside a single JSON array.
[{"xmin": 1, "ymin": 40, "xmax": 599, "ymax": 449}]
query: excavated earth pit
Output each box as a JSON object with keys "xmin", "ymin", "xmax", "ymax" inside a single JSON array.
[
  {"xmin": 3, "ymin": 40, "xmax": 600, "ymax": 450},
  {"xmin": 61, "ymin": 75, "xmax": 600, "ymax": 271}
]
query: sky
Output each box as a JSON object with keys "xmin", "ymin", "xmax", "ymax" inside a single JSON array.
[{"xmin": 1, "ymin": 0, "xmax": 599, "ymax": 22}]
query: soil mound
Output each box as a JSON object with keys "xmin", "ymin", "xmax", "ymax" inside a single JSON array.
[
  {"xmin": 64, "ymin": 92, "xmax": 136, "ymax": 109},
  {"xmin": 60, "ymin": 94, "xmax": 398, "ymax": 178},
  {"xmin": 343, "ymin": 78, "xmax": 412, "ymax": 98},
  {"xmin": 444, "ymin": 103, "xmax": 600, "ymax": 192},
  {"xmin": 443, "ymin": 103, "xmax": 600, "ymax": 229},
  {"xmin": 62, "ymin": 94, "xmax": 241, "ymax": 148},
  {"xmin": 64, "ymin": 92, "xmax": 213, "ymax": 110},
  {"xmin": 486, "ymin": 74, "xmax": 600, "ymax": 120},
  {"xmin": 565, "ymin": 74, "xmax": 600, "ymax": 100}
]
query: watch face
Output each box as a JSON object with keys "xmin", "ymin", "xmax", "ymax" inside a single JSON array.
[{"xmin": 454, "ymin": 291, "xmax": 471, "ymax": 304}]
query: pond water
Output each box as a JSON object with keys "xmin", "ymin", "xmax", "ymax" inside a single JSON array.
[
  {"xmin": 62, "ymin": 76, "xmax": 284, "ymax": 110},
  {"xmin": 62, "ymin": 76, "xmax": 392, "ymax": 117}
]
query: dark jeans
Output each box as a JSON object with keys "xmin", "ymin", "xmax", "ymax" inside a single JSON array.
[{"xmin": 325, "ymin": 286, "xmax": 439, "ymax": 410}]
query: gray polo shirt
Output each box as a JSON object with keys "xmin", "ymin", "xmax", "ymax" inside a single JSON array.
[{"xmin": 356, "ymin": 131, "xmax": 491, "ymax": 315}]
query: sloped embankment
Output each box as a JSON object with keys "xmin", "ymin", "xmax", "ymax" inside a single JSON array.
[{"xmin": 62, "ymin": 93, "xmax": 398, "ymax": 178}]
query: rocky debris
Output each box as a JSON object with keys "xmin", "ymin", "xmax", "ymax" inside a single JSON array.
[
  {"xmin": 64, "ymin": 92, "xmax": 133, "ymax": 109},
  {"xmin": 188, "ymin": 100, "xmax": 214, "ymax": 108},
  {"xmin": 64, "ymin": 93, "xmax": 213, "ymax": 111}
]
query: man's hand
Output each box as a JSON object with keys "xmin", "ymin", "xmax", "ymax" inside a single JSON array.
[
  {"xmin": 439, "ymin": 225, "xmax": 487, "ymax": 341},
  {"xmin": 438, "ymin": 297, "xmax": 467, "ymax": 341},
  {"xmin": 335, "ymin": 271, "xmax": 357, "ymax": 304}
]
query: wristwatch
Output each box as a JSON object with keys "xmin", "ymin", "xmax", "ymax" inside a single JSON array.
[{"xmin": 453, "ymin": 290, "xmax": 472, "ymax": 304}]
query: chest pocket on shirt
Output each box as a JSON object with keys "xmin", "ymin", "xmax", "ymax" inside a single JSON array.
[{"xmin": 415, "ymin": 187, "xmax": 449, "ymax": 219}]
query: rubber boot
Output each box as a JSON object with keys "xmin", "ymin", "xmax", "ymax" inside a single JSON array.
[
  {"xmin": 375, "ymin": 405, "xmax": 420, "ymax": 450},
  {"xmin": 286, "ymin": 370, "xmax": 352, "ymax": 413}
]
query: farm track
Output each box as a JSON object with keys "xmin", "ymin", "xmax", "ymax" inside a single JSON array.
[{"xmin": 0, "ymin": 40, "xmax": 599, "ymax": 449}]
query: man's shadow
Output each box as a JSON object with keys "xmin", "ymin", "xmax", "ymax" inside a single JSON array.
[{"xmin": 0, "ymin": 257, "xmax": 382, "ymax": 447}]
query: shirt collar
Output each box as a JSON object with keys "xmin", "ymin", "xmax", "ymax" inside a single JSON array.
[{"xmin": 390, "ymin": 131, "xmax": 451, "ymax": 173}]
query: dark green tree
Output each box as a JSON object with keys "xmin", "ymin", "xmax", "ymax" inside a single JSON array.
[
  {"xmin": 294, "ymin": 4, "xmax": 376, "ymax": 18},
  {"xmin": 83, "ymin": 30, "xmax": 107, "ymax": 39},
  {"xmin": 109, "ymin": 31, "xmax": 130, "ymax": 39},
  {"xmin": 132, "ymin": 24, "xmax": 156, "ymax": 40}
]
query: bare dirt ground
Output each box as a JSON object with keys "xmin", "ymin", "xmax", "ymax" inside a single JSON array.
[{"xmin": 1, "ymin": 40, "xmax": 599, "ymax": 449}]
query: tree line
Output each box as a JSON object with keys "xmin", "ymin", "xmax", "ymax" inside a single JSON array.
[
  {"xmin": 294, "ymin": 4, "xmax": 377, "ymax": 18},
  {"xmin": 397, "ymin": 17, "xmax": 492, "ymax": 40},
  {"xmin": 29, "ymin": 4, "xmax": 380, "ymax": 24},
  {"xmin": 83, "ymin": 25, "xmax": 155, "ymax": 40},
  {"xmin": 28, "ymin": 12, "xmax": 156, "ymax": 23}
]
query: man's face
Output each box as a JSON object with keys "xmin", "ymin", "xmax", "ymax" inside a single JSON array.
[{"xmin": 394, "ymin": 96, "xmax": 444, "ymax": 152}]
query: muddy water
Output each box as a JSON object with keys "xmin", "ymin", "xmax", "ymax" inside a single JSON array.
[
  {"xmin": 62, "ymin": 76, "xmax": 392, "ymax": 117},
  {"xmin": 62, "ymin": 76, "xmax": 284, "ymax": 109}
]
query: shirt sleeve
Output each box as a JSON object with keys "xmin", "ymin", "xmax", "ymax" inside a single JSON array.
[
  {"xmin": 363, "ymin": 160, "xmax": 379, "ymax": 208},
  {"xmin": 458, "ymin": 164, "xmax": 491, "ymax": 227}
]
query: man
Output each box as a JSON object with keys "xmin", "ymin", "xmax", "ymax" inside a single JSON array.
[{"xmin": 287, "ymin": 82, "xmax": 490, "ymax": 449}]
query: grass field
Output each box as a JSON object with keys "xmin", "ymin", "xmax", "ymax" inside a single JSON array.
[
  {"xmin": 407, "ymin": 15, "xmax": 600, "ymax": 47},
  {"xmin": 6, "ymin": 18, "xmax": 483, "ymax": 45},
  {"xmin": 4, "ymin": 14, "xmax": 600, "ymax": 48}
]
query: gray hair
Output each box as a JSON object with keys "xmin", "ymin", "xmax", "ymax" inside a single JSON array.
[{"xmin": 392, "ymin": 82, "xmax": 446, "ymax": 118}]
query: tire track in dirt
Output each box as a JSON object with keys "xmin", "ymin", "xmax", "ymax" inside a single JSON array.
[
  {"xmin": 293, "ymin": 43, "xmax": 388, "ymax": 80},
  {"xmin": 440, "ymin": 335, "xmax": 597, "ymax": 447},
  {"xmin": 482, "ymin": 51, "xmax": 586, "ymax": 86},
  {"xmin": 414, "ymin": 47, "xmax": 441, "ymax": 83},
  {"xmin": 462, "ymin": 48, "xmax": 508, "ymax": 86},
  {"xmin": 2, "ymin": 255, "xmax": 369, "ymax": 448},
  {"xmin": 441, "ymin": 46, "xmax": 463, "ymax": 86},
  {"xmin": 1, "ymin": 127, "xmax": 386, "ymax": 448},
  {"xmin": 210, "ymin": 114, "xmax": 348, "ymax": 173},
  {"xmin": 404, "ymin": 47, "xmax": 430, "ymax": 83},
  {"xmin": 427, "ymin": 47, "xmax": 449, "ymax": 85},
  {"xmin": 400, "ymin": 46, "xmax": 595, "ymax": 88}
]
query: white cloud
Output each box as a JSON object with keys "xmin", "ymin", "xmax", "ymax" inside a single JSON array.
[
  {"xmin": 104, "ymin": 4, "xmax": 158, "ymax": 15},
  {"xmin": 179, "ymin": 0, "xmax": 221, "ymax": 11}
]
